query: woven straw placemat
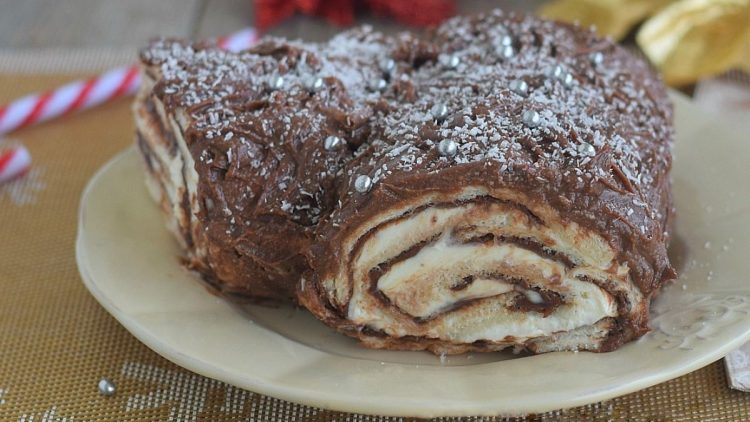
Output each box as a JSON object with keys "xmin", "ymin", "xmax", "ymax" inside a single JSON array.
[{"xmin": 0, "ymin": 56, "xmax": 748, "ymax": 422}]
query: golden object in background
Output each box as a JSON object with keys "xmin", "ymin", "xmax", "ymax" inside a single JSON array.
[
  {"xmin": 637, "ymin": 0, "xmax": 750, "ymax": 86},
  {"xmin": 538, "ymin": 0, "xmax": 675, "ymax": 40},
  {"xmin": 538, "ymin": 0, "xmax": 750, "ymax": 86}
]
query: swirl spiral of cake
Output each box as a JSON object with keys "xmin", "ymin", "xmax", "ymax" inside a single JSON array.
[{"xmin": 134, "ymin": 9, "xmax": 676, "ymax": 354}]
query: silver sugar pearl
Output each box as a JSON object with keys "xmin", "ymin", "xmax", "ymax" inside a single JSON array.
[
  {"xmin": 324, "ymin": 135, "xmax": 343, "ymax": 151},
  {"xmin": 499, "ymin": 34, "xmax": 513, "ymax": 47},
  {"xmin": 590, "ymin": 51, "xmax": 604, "ymax": 66},
  {"xmin": 354, "ymin": 175, "xmax": 372, "ymax": 193},
  {"xmin": 304, "ymin": 76, "xmax": 324, "ymax": 92},
  {"xmin": 545, "ymin": 64, "xmax": 564, "ymax": 79},
  {"xmin": 437, "ymin": 139, "xmax": 458, "ymax": 157},
  {"xmin": 98, "ymin": 378, "xmax": 116, "ymax": 396},
  {"xmin": 577, "ymin": 142, "xmax": 596, "ymax": 157},
  {"xmin": 439, "ymin": 54, "xmax": 461, "ymax": 69},
  {"xmin": 430, "ymin": 103, "xmax": 449, "ymax": 121},
  {"xmin": 368, "ymin": 78, "xmax": 387, "ymax": 92},
  {"xmin": 522, "ymin": 110, "xmax": 541, "ymax": 128},
  {"xmin": 562, "ymin": 72, "xmax": 574, "ymax": 87},
  {"xmin": 497, "ymin": 45, "xmax": 515, "ymax": 60},
  {"xmin": 379, "ymin": 58, "xmax": 396, "ymax": 74},
  {"xmin": 509, "ymin": 79, "xmax": 529, "ymax": 96},
  {"xmin": 268, "ymin": 75, "xmax": 285, "ymax": 90}
]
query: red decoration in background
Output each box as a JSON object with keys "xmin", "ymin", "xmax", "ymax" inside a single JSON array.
[
  {"xmin": 255, "ymin": 0, "xmax": 354, "ymax": 31},
  {"xmin": 255, "ymin": 0, "xmax": 456, "ymax": 32},
  {"xmin": 366, "ymin": 0, "xmax": 455, "ymax": 27}
]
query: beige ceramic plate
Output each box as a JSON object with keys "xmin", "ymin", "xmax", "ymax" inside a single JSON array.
[{"xmin": 77, "ymin": 93, "xmax": 750, "ymax": 417}]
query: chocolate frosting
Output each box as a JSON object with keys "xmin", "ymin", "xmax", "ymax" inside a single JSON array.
[{"xmin": 137, "ymin": 9, "xmax": 675, "ymax": 351}]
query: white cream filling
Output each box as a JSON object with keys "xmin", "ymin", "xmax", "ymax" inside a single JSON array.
[
  {"xmin": 134, "ymin": 101, "xmax": 188, "ymax": 244},
  {"xmin": 378, "ymin": 232, "xmax": 561, "ymax": 319},
  {"xmin": 345, "ymin": 200, "xmax": 627, "ymax": 344},
  {"xmin": 135, "ymin": 77, "xmax": 203, "ymax": 258},
  {"xmin": 328, "ymin": 187, "xmax": 491, "ymax": 308},
  {"xmin": 435, "ymin": 280, "xmax": 614, "ymax": 342}
]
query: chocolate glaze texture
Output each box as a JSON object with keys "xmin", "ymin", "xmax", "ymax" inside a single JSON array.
[{"xmin": 136, "ymin": 9, "xmax": 675, "ymax": 352}]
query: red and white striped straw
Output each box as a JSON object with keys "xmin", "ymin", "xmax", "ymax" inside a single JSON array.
[
  {"xmin": 0, "ymin": 66, "xmax": 141, "ymax": 134},
  {"xmin": 0, "ymin": 27, "xmax": 258, "ymax": 136},
  {"xmin": 0, "ymin": 145, "xmax": 31, "ymax": 184}
]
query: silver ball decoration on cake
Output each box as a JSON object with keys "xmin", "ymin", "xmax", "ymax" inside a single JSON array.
[
  {"xmin": 522, "ymin": 110, "xmax": 541, "ymax": 128},
  {"xmin": 379, "ymin": 58, "xmax": 396, "ymax": 75},
  {"xmin": 324, "ymin": 135, "xmax": 343, "ymax": 151},
  {"xmin": 577, "ymin": 142, "xmax": 596, "ymax": 157},
  {"xmin": 590, "ymin": 51, "xmax": 604, "ymax": 66},
  {"xmin": 98, "ymin": 378, "xmax": 116, "ymax": 396},
  {"xmin": 492, "ymin": 28, "xmax": 515, "ymax": 60},
  {"xmin": 268, "ymin": 75, "xmax": 285, "ymax": 91},
  {"xmin": 437, "ymin": 139, "xmax": 458, "ymax": 157},
  {"xmin": 509, "ymin": 79, "xmax": 529, "ymax": 96},
  {"xmin": 545, "ymin": 64, "xmax": 575, "ymax": 87},
  {"xmin": 368, "ymin": 78, "xmax": 387, "ymax": 92},
  {"xmin": 546, "ymin": 64, "xmax": 564, "ymax": 79},
  {"xmin": 354, "ymin": 175, "xmax": 373, "ymax": 193},
  {"xmin": 562, "ymin": 72, "xmax": 574, "ymax": 88},
  {"xmin": 439, "ymin": 54, "xmax": 461, "ymax": 69},
  {"xmin": 304, "ymin": 76, "xmax": 324, "ymax": 93},
  {"xmin": 499, "ymin": 33, "xmax": 513, "ymax": 47},
  {"xmin": 204, "ymin": 197, "xmax": 215, "ymax": 211},
  {"xmin": 430, "ymin": 103, "xmax": 449, "ymax": 122},
  {"xmin": 497, "ymin": 44, "xmax": 515, "ymax": 60}
]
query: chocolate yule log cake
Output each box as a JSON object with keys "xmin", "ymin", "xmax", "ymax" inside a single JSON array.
[{"xmin": 134, "ymin": 9, "xmax": 676, "ymax": 354}]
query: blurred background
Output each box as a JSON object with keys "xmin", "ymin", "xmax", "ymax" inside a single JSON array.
[
  {"xmin": 0, "ymin": 1, "xmax": 542, "ymax": 46},
  {"xmin": 1, "ymin": 0, "xmax": 748, "ymax": 88}
]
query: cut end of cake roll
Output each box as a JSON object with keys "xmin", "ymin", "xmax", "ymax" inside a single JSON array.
[
  {"xmin": 302, "ymin": 183, "xmax": 652, "ymax": 354},
  {"xmin": 298, "ymin": 11, "xmax": 676, "ymax": 354}
]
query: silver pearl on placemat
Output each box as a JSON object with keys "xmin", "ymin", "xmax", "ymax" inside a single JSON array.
[
  {"xmin": 379, "ymin": 58, "xmax": 396, "ymax": 75},
  {"xmin": 304, "ymin": 76, "xmax": 324, "ymax": 93},
  {"xmin": 590, "ymin": 51, "xmax": 604, "ymax": 66},
  {"xmin": 368, "ymin": 78, "xmax": 387, "ymax": 92},
  {"xmin": 354, "ymin": 175, "xmax": 372, "ymax": 193},
  {"xmin": 437, "ymin": 139, "xmax": 458, "ymax": 157},
  {"xmin": 497, "ymin": 45, "xmax": 514, "ymax": 60},
  {"xmin": 439, "ymin": 54, "xmax": 461, "ymax": 69},
  {"xmin": 509, "ymin": 79, "xmax": 529, "ymax": 96},
  {"xmin": 268, "ymin": 75, "xmax": 285, "ymax": 91},
  {"xmin": 545, "ymin": 64, "xmax": 564, "ymax": 80},
  {"xmin": 324, "ymin": 135, "xmax": 343, "ymax": 151},
  {"xmin": 98, "ymin": 378, "xmax": 116, "ymax": 396},
  {"xmin": 430, "ymin": 103, "xmax": 449, "ymax": 122},
  {"xmin": 522, "ymin": 110, "xmax": 541, "ymax": 128},
  {"xmin": 577, "ymin": 142, "xmax": 596, "ymax": 157}
]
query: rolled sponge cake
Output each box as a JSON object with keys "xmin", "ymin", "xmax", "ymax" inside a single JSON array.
[{"xmin": 134, "ymin": 9, "xmax": 675, "ymax": 354}]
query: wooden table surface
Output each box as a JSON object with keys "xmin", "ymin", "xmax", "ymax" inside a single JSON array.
[{"xmin": 0, "ymin": 0, "xmax": 545, "ymax": 49}]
